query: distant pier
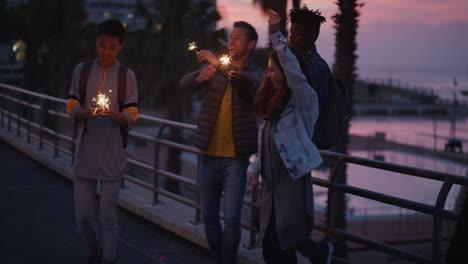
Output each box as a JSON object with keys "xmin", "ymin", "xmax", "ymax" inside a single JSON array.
[{"xmin": 353, "ymin": 104, "xmax": 468, "ymax": 117}]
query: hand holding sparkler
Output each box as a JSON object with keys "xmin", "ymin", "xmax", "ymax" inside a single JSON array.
[
  {"xmin": 76, "ymin": 107, "xmax": 96, "ymax": 120},
  {"xmin": 197, "ymin": 50, "xmax": 220, "ymax": 67},
  {"xmin": 91, "ymin": 90, "xmax": 112, "ymax": 116},
  {"xmin": 195, "ymin": 65, "xmax": 217, "ymax": 83},
  {"xmin": 229, "ymin": 70, "xmax": 252, "ymax": 90}
]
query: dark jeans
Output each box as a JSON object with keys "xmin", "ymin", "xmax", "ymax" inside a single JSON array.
[
  {"xmin": 262, "ymin": 209, "xmax": 317, "ymax": 264},
  {"xmin": 74, "ymin": 177, "xmax": 121, "ymax": 262},
  {"xmin": 198, "ymin": 155, "xmax": 249, "ymax": 264}
]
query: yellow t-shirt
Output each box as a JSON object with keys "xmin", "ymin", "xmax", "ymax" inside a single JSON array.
[{"xmin": 204, "ymin": 84, "xmax": 236, "ymax": 157}]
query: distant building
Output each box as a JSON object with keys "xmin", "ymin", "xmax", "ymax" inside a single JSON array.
[
  {"xmin": 0, "ymin": 44, "xmax": 23, "ymax": 86},
  {"xmin": 86, "ymin": 0, "xmax": 157, "ymax": 31}
]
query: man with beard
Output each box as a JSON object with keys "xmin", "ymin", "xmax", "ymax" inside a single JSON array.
[{"xmin": 180, "ymin": 21, "xmax": 263, "ymax": 264}]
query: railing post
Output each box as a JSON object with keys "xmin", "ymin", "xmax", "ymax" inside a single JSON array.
[
  {"xmin": 1, "ymin": 105, "xmax": 3, "ymax": 127},
  {"xmin": 38, "ymin": 118, "xmax": 44, "ymax": 150},
  {"xmin": 432, "ymin": 178, "xmax": 453, "ymax": 264},
  {"xmin": 192, "ymin": 153, "xmax": 202, "ymax": 225},
  {"xmin": 0, "ymin": 88, "xmax": 4, "ymax": 127},
  {"xmin": 26, "ymin": 97, "xmax": 32, "ymax": 143},
  {"xmin": 52, "ymin": 103, "xmax": 59, "ymax": 157},
  {"xmin": 8, "ymin": 96, "xmax": 12, "ymax": 132},
  {"xmin": 326, "ymin": 157, "xmax": 344, "ymax": 238},
  {"xmin": 16, "ymin": 102, "xmax": 21, "ymax": 137},
  {"xmin": 249, "ymin": 183, "xmax": 259, "ymax": 249},
  {"xmin": 53, "ymin": 131, "xmax": 58, "ymax": 157},
  {"xmin": 152, "ymin": 125, "xmax": 166, "ymax": 205}
]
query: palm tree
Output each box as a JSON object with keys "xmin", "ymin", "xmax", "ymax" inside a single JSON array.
[{"xmin": 331, "ymin": 0, "xmax": 363, "ymax": 259}]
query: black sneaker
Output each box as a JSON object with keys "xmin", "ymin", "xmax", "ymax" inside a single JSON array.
[
  {"xmin": 311, "ymin": 240, "xmax": 334, "ymax": 264},
  {"xmin": 87, "ymin": 248, "xmax": 102, "ymax": 264}
]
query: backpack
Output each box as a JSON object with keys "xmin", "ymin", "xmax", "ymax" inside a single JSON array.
[
  {"xmin": 307, "ymin": 57, "xmax": 351, "ymax": 150},
  {"xmin": 71, "ymin": 60, "xmax": 129, "ymax": 149}
]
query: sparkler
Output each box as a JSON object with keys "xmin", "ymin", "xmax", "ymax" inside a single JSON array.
[
  {"xmin": 188, "ymin": 41, "xmax": 199, "ymax": 54},
  {"xmin": 92, "ymin": 90, "xmax": 112, "ymax": 115},
  {"xmin": 219, "ymin": 54, "xmax": 232, "ymax": 68}
]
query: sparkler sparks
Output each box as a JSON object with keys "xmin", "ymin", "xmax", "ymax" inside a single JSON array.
[
  {"xmin": 92, "ymin": 90, "xmax": 112, "ymax": 115},
  {"xmin": 219, "ymin": 55, "xmax": 232, "ymax": 68},
  {"xmin": 188, "ymin": 41, "xmax": 199, "ymax": 54}
]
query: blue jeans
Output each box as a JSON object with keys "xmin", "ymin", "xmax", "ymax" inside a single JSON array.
[
  {"xmin": 198, "ymin": 155, "xmax": 249, "ymax": 264},
  {"xmin": 74, "ymin": 177, "xmax": 121, "ymax": 262}
]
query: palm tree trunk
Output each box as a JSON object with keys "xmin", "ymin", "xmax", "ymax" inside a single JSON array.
[
  {"xmin": 253, "ymin": 0, "xmax": 288, "ymax": 35},
  {"xmin": 292, "ymin": 0, "xmax": 301, "ymax": 9},
  {"xmin": 331, "ymin": 0, "xmax": 362, "ymax": 259}
]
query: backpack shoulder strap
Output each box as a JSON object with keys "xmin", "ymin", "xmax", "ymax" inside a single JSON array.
[
  {"xmin": 118, "ymin": 64, "xmax": 128, "ymax": 110},
  {"xmin": 78, "ymin": 60, "xmax": 94, "ymax": 105}
]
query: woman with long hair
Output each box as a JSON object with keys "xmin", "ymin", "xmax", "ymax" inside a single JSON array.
[{"xmin": 247, "ymin": 10, "xmax": 332, "ymax": 264}]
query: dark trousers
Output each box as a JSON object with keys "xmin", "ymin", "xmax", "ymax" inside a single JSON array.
[
  {"xmin": 262, "ymin": 209, "xmax": 317, "ymax": 264},
  {"xmin": 198, "ymin": 155, "xmax": 249, "ymax": 264}
]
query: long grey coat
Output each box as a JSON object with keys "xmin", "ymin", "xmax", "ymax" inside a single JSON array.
[{"xmin": 257, "ymin": 120, "xmax": 315, "ymax": 250}]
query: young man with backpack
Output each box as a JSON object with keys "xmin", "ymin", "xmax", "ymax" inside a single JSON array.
[
  {"xmin": 289, "ymin": 6, "xmax": 350, "ymax": 151},
  {"xmin": 66, "ymin": 19, "xmax": 138, "ymax": 264},
  {"xmin": 287, "ymin": 5, "xmax": 346, "ymax": 264}
]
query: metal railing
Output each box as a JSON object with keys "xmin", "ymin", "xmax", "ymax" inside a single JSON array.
[{"xmin": 0, "ymin": 82, "xmax": 466, "ymax": 264}]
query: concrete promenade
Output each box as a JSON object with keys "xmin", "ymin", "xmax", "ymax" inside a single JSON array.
[{"xmin": 0, "ymin": 135, "xmax": 216, "ymax": 263}]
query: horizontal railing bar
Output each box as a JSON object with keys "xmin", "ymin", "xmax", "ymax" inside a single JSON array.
[
  {"xmin": 128, "ymin": 131, "xmax": 199, "ymax": 153},
  {"xmin": 312, "ymin": 177, "xmax": 458, "ymax": 220},
  {"xmin": 0, "ymin": 83, "xmax": 67, "ymax": 103},
  {"xmin": 320, "ymin": 150, "xmax": 467, "ymax": 184},
  {"xmin": 138, "ymin": 113, "xmax": 197, "ymax": 131},
  {"xmin": 0, "ymin": 93, "xmax": 42, "ymax": 110},
  {"xmin": 123, "ymin": 175, "xmax": 199, "ymax": 209},
  {"xmin": 0, "ymin": 110, "xmax": 73, "ymax": 143},
  {"xmin": 127, "ymin": 158, "xmax": 197, "ymax": 187},
  {"xmin": 154, "ymin": 139, "xmax": 199, "ymax": 153},
  {"xmin": 47, "ymin": 109, "xmax": 69, "ymax": 119},
  {"xmin": 315, "ymin": 224, "xmax": 432, "ymax": 264}
]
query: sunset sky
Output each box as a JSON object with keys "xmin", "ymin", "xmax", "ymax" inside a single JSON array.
[{"xmin": 217, "ymin": 0, "xmax": 468, "ymax": 80}]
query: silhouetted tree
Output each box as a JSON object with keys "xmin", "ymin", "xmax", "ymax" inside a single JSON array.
[{"xmin": 330, "ymin": 0, "xmax": 363, "ymax": 259}]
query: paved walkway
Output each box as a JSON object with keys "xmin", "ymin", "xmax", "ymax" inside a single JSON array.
[{"xmin": 0, "ymin": 140, "xmax": 215, "ymax": 264}]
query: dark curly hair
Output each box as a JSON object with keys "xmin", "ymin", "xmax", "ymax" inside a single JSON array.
[{"xmin": 289, "ymin": 5, "xmax": 326, "ymax": 33}]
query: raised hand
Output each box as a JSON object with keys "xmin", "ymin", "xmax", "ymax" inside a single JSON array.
[
  {"xmin": 197, "ymin": 50, "xmax": 220, "ymax": 67},
  {"xmin": 267, "ymin": 9, "xmax": 281, "ymax": 35}
]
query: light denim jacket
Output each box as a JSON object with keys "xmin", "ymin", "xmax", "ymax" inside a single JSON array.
[{"xmin": 248, "ymin": 31, "xmax": 322, "ymax": 181}]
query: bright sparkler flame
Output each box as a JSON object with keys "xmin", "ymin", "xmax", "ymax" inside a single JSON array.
[
  {"xmin": 188, "ymin": 41, "xmax": 199, "ymax": 53},
  {"xmin": 92, "ymin": 90, "xmax": 112, "ymax": 115},
  {"xmin": 219, "ymin": 55, "xmax": 231, "ymax": 67}
]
